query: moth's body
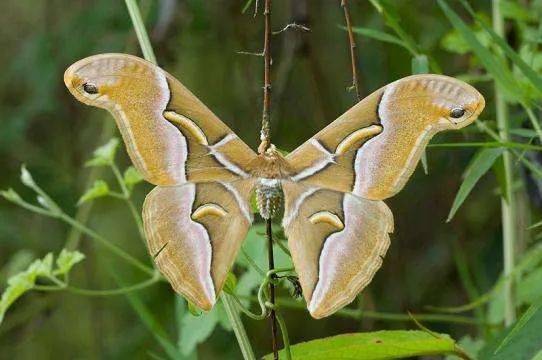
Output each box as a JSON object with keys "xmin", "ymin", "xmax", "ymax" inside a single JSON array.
[{"xmin": 64, "ymin": 54, "xmax": 485, "ymax": 319}]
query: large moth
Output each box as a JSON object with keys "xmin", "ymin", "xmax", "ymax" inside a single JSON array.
[{"xmin": 64, "ymin": 54, "xmax": 485, "ymax": 319}]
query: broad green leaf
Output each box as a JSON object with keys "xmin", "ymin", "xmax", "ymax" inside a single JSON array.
[
  {"xmin": 264, "ymin": 330, "xmax": 459, "ymax": 360},
  {"xmin": 77, "ymin": 180, "xmax": 110, "ymax": 205},
  {"xmin": 123, "ymin": 166, "xmax": 144, "ymax": 191},
  {"xmin": 85, "ymin": 138, "xmax": 120, "ymax": 167},
  {"xmin": 179, "ymin": 305, "xmax": 220, "ymax": 355},
  {"xmin": 55, "ymin": 249, "xmax": 85, "ymax": 275},
  {"xmin": 480, "ymin": 302, "xmax": 542, "ymax": 360},
  {"xmin": 349, "ymin": 26, "xmax": 407, "ymax": 49},
  {"xmin": 447, "ymin": 148, "xmax": 504, "ymax": 222},
  {"xmin": 438, "ymin": 0, "xmax": 526, "ymax": 103},
  {"xmin": 175, "ymin": 297, "xmax": 198, "ymax": 360}
]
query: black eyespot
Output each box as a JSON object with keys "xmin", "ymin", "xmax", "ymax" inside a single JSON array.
[
  {"xmin": 82, "ymin": 83, "xmax": 98, "ymax": 94},
  {"xmin": 450, "ymin": 108, "xmax": 465, "ymax": 119}
]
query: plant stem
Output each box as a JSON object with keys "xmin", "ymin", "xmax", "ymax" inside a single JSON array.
[
  {"xmin": 492, "ymin": 0, "xmax": 516, "ymax": 326},
  {"xmin": 243, "ymin": 296, "xmax": 490, "ymax": 326},
  {"xmin": 111, "ymin": 163, "xmax": 146, "ymax": 242},
  {"xmin": 267, "ymin": 219, "xmax": 279, "ymax": 359},
  {"xmin": 60, "ymin": 214, "xmax": 155, "ymax": 276},
  {"xmin": 341, "ymin": 0, "xmax": 362, "ymax": 101},
  {"xmin": 221, "ymin": 294, "xmax": 256, "ymax": 360},
  {"xmin": 125, "ymin": 0, "xmax": 157, "ymax": 64},
  {"xmin": 258, "ymin": 0, "xmax": 272, "ymax": 154}
]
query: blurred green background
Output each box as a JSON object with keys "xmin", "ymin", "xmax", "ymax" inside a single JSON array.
[{"xmin": 1, "ymin": 0, "xmax": 540, "ymax": 359}]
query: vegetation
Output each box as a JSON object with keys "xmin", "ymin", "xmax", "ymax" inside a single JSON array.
[{"xmin": 1, "ymin": 0, "xmax": 542, "ymax": 358}]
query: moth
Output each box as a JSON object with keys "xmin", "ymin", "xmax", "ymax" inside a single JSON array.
[{"xmin": 64, "ymin": 54, "xmax": 485, "ymax": 319}]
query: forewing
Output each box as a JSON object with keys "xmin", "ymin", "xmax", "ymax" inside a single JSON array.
[
  {"xmin": 286, "ymin": 74, "xmax": 484, "ymax": 200},
  {"xmin": 64, "ymin": 53, "xmax": 257, "ymax": 186},
  {"xmin": 143, "ymin": 180, "xmax": 254, "ymax": 310},
  {"xmin": 282, "ymin": 181, "xmax": 393, "ymax": 319}
]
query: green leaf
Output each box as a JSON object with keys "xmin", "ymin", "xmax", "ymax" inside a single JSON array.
[
  {"xmin": 447, "ymin": 148, "xmax": 504, "ymax": 222},
  {"xmin": 55, "ymin": 249, "xmax": 85, "ymax": 275},
  {"xmin": 77, "ymin": 180, "xmax": 110, "ymax": 205},
  {"xmin": 85, "ymin": 138, "xmax": 120, "ymax": 167},
  {"xmin": 438, "ymin": 0, "xmax": 527, "ymax": 103},
  {"xmin": 123, "ymin": 166, "xmax": 144, "ymax": 191},
  {"xmin": 480, "ymin": 302, "xmax": 542, "ymax": 360},
  {"xmin": 349, "ymin": 26, "xmax": 408, "ymax": 49},
  {"xmin": 0, "ymin": 250, "xmax": 76, "ymax": 325},
  {"xmin": 179, "ymin": 305, "xmax": 220, "ymax": 355},
  {"xmin": 264, "ymin": 330, "xmax": 459, "ymax": 360}
]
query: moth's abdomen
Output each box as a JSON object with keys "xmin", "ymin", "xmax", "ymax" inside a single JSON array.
[{"xmin": 256, "ymin": 178, "xmax": 283, "ymax": 219}]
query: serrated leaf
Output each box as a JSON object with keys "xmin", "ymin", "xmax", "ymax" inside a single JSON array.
[
  {"xmin": 264, "ymin": 330, "xmax": 458, "ymax": 360},
  {"xmin": 447, "ymin": 148, "xmax": 504, "ymax": 222},
  {"xmin": 0, "ymin": 252, "xmax": 58, "ymax": 325},
  {"xmin": 77, "ymin": 180, "xmax": 110, "ymax": 205},
  {"xmin": 123, "ymin": 166, "xmax": 144, "ymax": 191},
  {"xmin": 85, "ymin": 138, "xmax": 120, "ymax": 167},
  {"xmin": 55, "ymin": 249, "xmax": 85, "ymax": 275},
  {"xmin": 35, "ymin": 253, "xmax": 53, "ymax": 276},
  {"xmin": 0, "ymin": 271, "xmax": 35, "ymax": 324}
]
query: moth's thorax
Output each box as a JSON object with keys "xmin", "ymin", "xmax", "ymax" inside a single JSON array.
[
  {"xmin": 255, "ymin": 178, "xmax": 283, "ymax": 219},
  {"xmin": 248, "ymin": 145, "xmax": 290, "ymax": 219}
]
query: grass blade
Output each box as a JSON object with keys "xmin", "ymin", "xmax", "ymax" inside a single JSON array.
[
  {"xmin": 438, "ymin": 0, "xmax": 525, "ymax": 103},
  {"xmin": 447, "ymin": 148, "xmax": 504, "ymax": 222}
]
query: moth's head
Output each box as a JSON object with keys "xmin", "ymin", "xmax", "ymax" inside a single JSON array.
[
  {"xmin": 64, "ymin": 53, "xmax": 163, "ymax": 110},
  {"xmin": 380, "ymin": 74, "xmax": 485, "ymax": 129}
]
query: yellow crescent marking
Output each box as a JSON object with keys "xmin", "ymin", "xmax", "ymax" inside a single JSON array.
[
  {"xmin": 309, "ymin": 211, "xmax": 344, "ymax": 230},
  {"xmin": 335, "ymin": 125, "xmax": 383, "ymax": 155},
  {"xmin": 191, "ymin": 203, "xmax": 228, "ymax": 220},
  {"xmin": 163, "ymin": 111, "xmax": 208, "ymax": 145}
]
